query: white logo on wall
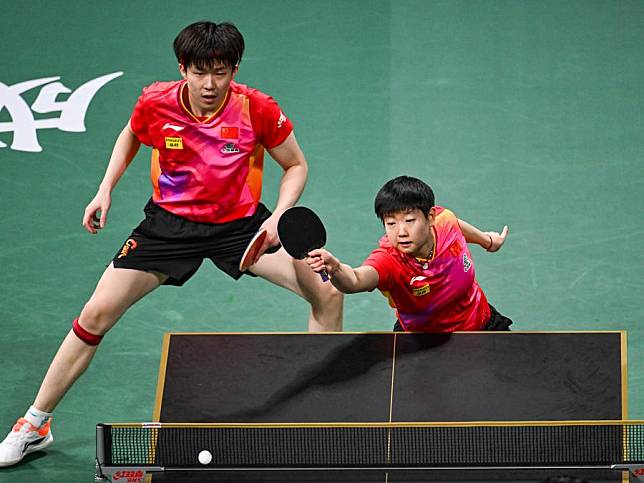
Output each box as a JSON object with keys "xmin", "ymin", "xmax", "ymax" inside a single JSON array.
[{"xmin": 0, "ymin": 72, "xmax": 123, "ymax": 152}]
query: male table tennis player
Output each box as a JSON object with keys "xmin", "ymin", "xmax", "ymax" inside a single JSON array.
[
  {"xmin": 0, "ymin": 20, "xmax": 342, "ymax": 467},
  {"xmin": 306, "ymin": 175, "xmax": 511, "ymax": 332}
]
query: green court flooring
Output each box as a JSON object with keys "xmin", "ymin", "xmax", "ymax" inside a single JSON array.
[{"xmin": 1, "ymin": 1, "xmax": 643, "ymax": 482}]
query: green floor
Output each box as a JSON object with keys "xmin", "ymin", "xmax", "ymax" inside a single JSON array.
[{"xmin": 1, "ymin": 1, "xmax": 643, "ymax": 481}]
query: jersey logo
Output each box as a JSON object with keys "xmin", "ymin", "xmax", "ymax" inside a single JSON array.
[
  {"xmin": 277, "ymin": 111, "xmax": 286, "ymax": 128},
  {"xmin": 164, "ymin": 137, "xmax": 183, "ymax": 149},
  {"xmin": 118, "ymin": 239, "xmax": 138, "ymax": 259},
  {"xmin": 410, "ymin": 276, "xmax": 430, "ymax": 296},
  {"xmin": 463, "ymin": 253, "xmax": 472, "ymax": 272},
  {"xmin": 221, "ymin": 142, "xmax": 240, "ymax": 154},
  {"xmin": 162, "ymin": 123, "xmax": 184, "ymax": 132},
  {"xmin": 220, "ymin": 126, "xmax": 239, "ymax": 139}
]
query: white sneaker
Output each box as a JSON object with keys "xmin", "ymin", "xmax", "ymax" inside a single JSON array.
[{"xmin": 0, "ymin": 418, "xmax": 53, "ymax": 467}]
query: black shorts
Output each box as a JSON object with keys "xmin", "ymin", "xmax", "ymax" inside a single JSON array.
[
  {"xmin": 392, "ymin": 303, "xmax": 513, "ymax": 332},
  {"xmin": 112, "ymin": 199, "xmax": 279, "ymax": 286},
  {"xmin": 484, "ymin": 304, "xmax": 513, "ymax": 331}
]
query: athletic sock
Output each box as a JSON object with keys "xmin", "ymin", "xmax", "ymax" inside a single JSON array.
[{"xmin": 23, "ymin": 406, "xmax": 52, "ymax": 428}]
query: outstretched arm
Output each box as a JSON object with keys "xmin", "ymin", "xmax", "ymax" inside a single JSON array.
[
  {"xmin": 82, "ymin": 122, "xmax": 141, "ymax": 233},
  {"xmin": 306, "ymin": 248, "xmax": 379, "ymax": 294},
  {"xmin": 457, "ymin": 218, "xmax": 509, "ymax": 252}
]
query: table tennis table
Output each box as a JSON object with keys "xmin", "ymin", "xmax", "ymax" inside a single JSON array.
[{"xmin": 96, "ymin": 331, "xmax": 644, "ymax": 482}]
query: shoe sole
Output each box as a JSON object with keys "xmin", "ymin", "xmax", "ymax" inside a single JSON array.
[{"xmin": 0, "ymin": 433, "xmax": 53, "ymax": 467}]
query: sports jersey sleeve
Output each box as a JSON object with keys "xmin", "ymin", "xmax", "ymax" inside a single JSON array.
[
  {"xmin": 249, "ymin": 91, "xmax": 293, "ymax": 149},
  {"xmin": 440, "ymin": 207, "xmax": 457, "ymax": 224},
  {"xmin": 433, "ymin": 207, "xmax": 463, "ymax": 239},
  {"xmin": 129, "ymin": 87, "xmax": 151, "ymax": 146},
  {"xmin": 362, "ymin": 249, "xmax": 394, "ymax": 291}
]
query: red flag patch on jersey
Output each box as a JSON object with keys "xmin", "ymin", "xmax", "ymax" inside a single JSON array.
[
  {"xmin": 448, "ymin": 240, "xmax": 461, "ymax": 257},
  {"xmin": 221, "ymin": 126, "xmax": 239, "ymax": 139}
]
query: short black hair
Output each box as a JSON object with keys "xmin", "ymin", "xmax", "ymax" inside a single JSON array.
[
  {"xmin": 173, "ymin": 21, "xmax": 244, "ymax": 70},
  {"xmin": 374, "ymin": 176, "xmax": 435, "ymax": 221}
]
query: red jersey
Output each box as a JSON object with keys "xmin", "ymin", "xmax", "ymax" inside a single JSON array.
[
  {"xmin": 363, "ymin": 207, "xmax": 490, "ymax": 332},
  {"xmin": 130, "ymin": 80, "xmax": 293, "ymax": 223}
]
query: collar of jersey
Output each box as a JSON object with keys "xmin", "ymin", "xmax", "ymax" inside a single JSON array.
[{"xmin": 179, "ymin": 81, "xmax": 230, "ymax": 124}]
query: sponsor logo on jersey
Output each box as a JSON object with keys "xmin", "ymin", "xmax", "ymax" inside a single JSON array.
[
  {"xmin": 277, "ymin": 111, "xmax": 286, "ymax": 128},
  {"xmin": 162, "ymin": 123, "xmax": 184, "ymax": 132},
  {"xmin": 164, "ymin": 136, "xmax": 183, "ymax": 149},
  {"xmin": 221, "ymin": 142, "xmax": 240, "ymax": 153},
  {"xmin": 410, "ymin": 275, "xmax": 430, "ymax": 296},
  {"xmin": 463, "ymin": 253, "xmax": 472, "ymax": 272}
]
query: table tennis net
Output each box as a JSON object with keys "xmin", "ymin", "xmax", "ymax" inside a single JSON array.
[{"xmin": 97, "ymin": 421, "xmax": 644, "ymax": 469}]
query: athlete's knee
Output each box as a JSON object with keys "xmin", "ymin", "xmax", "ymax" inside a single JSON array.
[
  {"xmin": 76, "ymin": 300, "xmax": 119, "ymax": 338},
  {"xmin": 309, "ymin": 280, "xmax": 344, "ymax": 308}
]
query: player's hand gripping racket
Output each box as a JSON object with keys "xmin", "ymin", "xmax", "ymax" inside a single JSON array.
[{"xmin": 277, "ymin": 206, "xmax": 329, "ymax": 282}]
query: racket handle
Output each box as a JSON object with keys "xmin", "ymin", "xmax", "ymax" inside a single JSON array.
[{"xmin": 320, "ymin": 270, "xmax": 329, "ymax": 282}]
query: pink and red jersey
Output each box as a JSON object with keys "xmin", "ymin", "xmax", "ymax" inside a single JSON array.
[
  {"xmin": 130, "ymin": 80, "xmax": 293, "ymax": 223},
  {"xmin": 363, "ymin": 207, "xmax": 490, "ymax": 332}
]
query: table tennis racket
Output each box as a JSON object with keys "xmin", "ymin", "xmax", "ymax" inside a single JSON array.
[
  {"xmin": 277, "ymin": 206, "xmax": 329, "ymax": 282},
  {"xmin": 239, "ymin": 228, "xmax": 268, "ymax": 272}
]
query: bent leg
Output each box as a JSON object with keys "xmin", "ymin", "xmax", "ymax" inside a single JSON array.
[
  {"xmin": 33, "ymin": 264, "xmax": 167, "ymax": 412},
  {"xmin": 250, "ymin": 249, "xmax": 343, "ymax": 332}
]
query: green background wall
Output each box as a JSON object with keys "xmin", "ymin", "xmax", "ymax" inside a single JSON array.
[{"xmin": 1, "ymin": 1, "xmax": 642, "ymax": 481}]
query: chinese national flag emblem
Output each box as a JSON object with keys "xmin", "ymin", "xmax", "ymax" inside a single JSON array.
[{"xmin": 221, "ymin": 126, "xmax": 239, "ymax": 139}]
